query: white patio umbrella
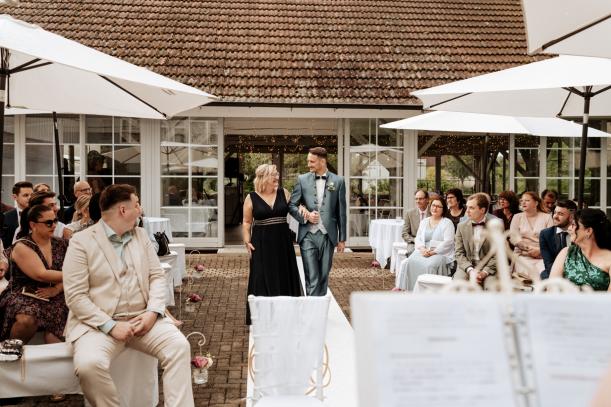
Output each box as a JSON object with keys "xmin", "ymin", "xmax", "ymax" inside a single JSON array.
[
  {"xmin": 521, "ymin": 0, "xmax": 611, "ymax": 58},
  {"xmin": 411, "ymin": 55, "xmax": 611, "ymax": 207},
  {"xmin": 382, "ymin": 111, "xmax": 611, "ymax": 137},
  {"xmin": 0, "ymin": 14, "xmax": 216, "ymax": 222}
]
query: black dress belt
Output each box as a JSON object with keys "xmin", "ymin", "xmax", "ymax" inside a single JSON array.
[{"xmin": 253, "ymin": 217, "xmax": 287, "ymax": 226}]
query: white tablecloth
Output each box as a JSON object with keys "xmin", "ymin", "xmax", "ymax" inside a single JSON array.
[
  {"xmin": 144, "ymin": 216, "xmax": 173, "ymax": 242},
  {"xmin": 168, "ymin": 243, "xmax": 186, "ymax": 282},
  {"xmin": 160, "ymin": 261, "xmax": 175, "ymax": 306},
  {"xmin": 368, "ymin": 219, "xmax": 404, "ymax": 269},
  {"xmin": 0, "ymin": 342, "xmax": 158, "ymax": 406}
]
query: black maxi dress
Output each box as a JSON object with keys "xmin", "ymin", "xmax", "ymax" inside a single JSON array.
[{"xmin": 246, "ymin": 189, "xmax": 303, "ymax": 324}]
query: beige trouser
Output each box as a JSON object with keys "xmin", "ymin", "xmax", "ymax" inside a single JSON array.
[
  {"xmin": 453, "ymin": 267, "xmax": 499, "ymax": 291},
  {"xmin": 73, "ymin": 319, "xmax": 194, "ymax": 407}
]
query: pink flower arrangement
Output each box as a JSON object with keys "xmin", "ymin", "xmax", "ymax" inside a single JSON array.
[
  {"xmin": 191, "ymin": 354, "xmax": 214, "ymax": 369},
  {"xmin": 195, "ymin": 264, "xmax": 205, "ymax": 272},
  {"xmin": 371, "ymin": 260, "xmax": 380, "ymax": 268}
]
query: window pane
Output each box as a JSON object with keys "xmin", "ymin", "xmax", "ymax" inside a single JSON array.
[
  {"xmin": 574, "ymin": 150, "xmax": 601, "ymax": 177},
  {"xmin": 2, "ymin": 144, "xmax": 14, "ymax": 175},
  {"xmin": 574, "ymin": 179, "xmax": 600, "ymax": 207},
  {"xmin": 514, "ymin": 135, "xmax": 539, "ymax": 148},
  {"xmin": 161, "ymin": 208, "xmax": 188, "ymax": 238},
  {"xmin": 378, "ymin": 121, "xmax": 403, "ymax": 148},
  {"xmin": 87, "ymin": 176, "xmax": 113, "ymax": 195},
  {"xmin": 1, "ymin": 175, "xmax": 14, "ymax": 205},
  {"xmin": 86, "ymin": 145, "xmax": 113, "ymax": 175},
  {"xmin": 516, "ymin": 179, "xmax": 539, "ymax": 194},
  {"xmin": 350, "ymin": 178, "xmax": 376, "ymax": 207},
  {"xmin": 515, "ymin": 148, "xmax": 539, "ymax": 177},
  {"xmin": 546, "ymin": 149, "xmax": 570, "ymax": 177},
  {"xmin": 376, "ymin": 208, "xmax": 402, "ymax": 220},
  {"xmin": 191, "ymin": 119, "xmax": 218, "ymax": 145},
  {"xmin": 26, "ymin": 116, "xmax": 79, "ymax": 144},
  {"xmin": 113, "ymin": 146, "xmax": 141, "ymax": 175},
  {"xmin": 161, "ymin": 178, "xmax": 189, "ymax": 206},
  {"xmin": 546, "ymin": 179, "xmax": 570, "ymax": 201},
  {"xmin": 191, "ymin": 147, "xmax": 218, "ymax": 176},
  {"xmin": 546, "ymin": 137, "xmax": 571, "ymax": 149},
  {"xmin": 191, "ymin": 208, "xmax": 218, "ymax": 238},
  {"xmin": 349, "ymin": 208, "xmax": 372, "ymax": 237},
  {"xmin": 4, "ymin": 116, "xmax": 14, "ymax": 143},
  {"xmin": 86, "ymin": 116, "xmax": 113, "ymax": 144},
  {"xmin": 114, "ymin": 118, "xmax": 140, "ymax": 144},
  {"xmin": 26, "ymin": 145, "xmax": 53, "ymax": 174},
  {"xmin": 379, "ymin": 178, "xmax": 402, "ymax": 207},
  {"xmin": 349, "ymin": 119, "xmax": 374, "ymax": 146},
  {"xmin": 161, "ymin": 145, "xmax": 189, "ymax": 175},
  {"xmin": 161, "ymin": 118, "xmax": 188, "ymax": 144},
  {"xmin": 191, "ymin": 178, "xmax": 218, "ymax": 206},
  {"xmin": 114, "ymin": 177, "xmax": 141, "ymax": 197}
]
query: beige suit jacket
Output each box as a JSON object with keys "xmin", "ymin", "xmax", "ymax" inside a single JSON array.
[
  {"xmin": 401, "ymin": 207, "xmax": 430, "ymax": 245},
  {"xmin": 62, "ymin": 222, "xmax": 166, "ymax": 343},
  {"xmin": 455, "ymin": 220, "xmax": 497, "ymax": 276}
]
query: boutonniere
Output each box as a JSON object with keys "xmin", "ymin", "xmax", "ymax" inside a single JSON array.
[{"xmin": 327, "ymin": 182, "xmax": 336, "ymax": 192}]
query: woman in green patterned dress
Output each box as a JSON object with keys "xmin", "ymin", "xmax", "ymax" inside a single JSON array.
[{"xmin": 550, "ymin": 209, "xmax": 611, "ymax": 291}]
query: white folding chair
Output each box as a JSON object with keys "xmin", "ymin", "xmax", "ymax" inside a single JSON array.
[{"xmin": 248, "ymin": 295, "xmax": 330, "ymax": 407}]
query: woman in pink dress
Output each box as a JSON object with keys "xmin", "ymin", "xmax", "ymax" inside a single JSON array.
[{"xmin": 510, "ymin": 191, "xmax": 553, "ymax": 281}]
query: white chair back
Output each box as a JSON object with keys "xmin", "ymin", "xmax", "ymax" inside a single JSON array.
[{"xmin": 248, "ymin": 295, "xmax": 330, "ymax": 402}]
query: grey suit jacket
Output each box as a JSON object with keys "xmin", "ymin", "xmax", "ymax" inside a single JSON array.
[
  {"xmin": 401, "ymin": 207, "xmax": 430, "ymax": 245},
  {"xmin": 62, "ymin": 222, "xmax": 166, "ymax": 342},
  {"xmin": 455, "ymin": 220, "xmax": 497, "ymax": 275},
  {"xmin": 288, "ymin": 171, "xmax": 347, "ymax": 246}
]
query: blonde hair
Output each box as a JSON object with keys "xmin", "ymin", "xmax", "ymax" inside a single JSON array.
[
  {"xmin": 33, "ymin": 183, "xmax": 51, "ymax": 193},
  {"xmin": 253, "ymin": 164, "xmax": 277, "ymax": 194},
  {"xmin": 72, "ymin": 194, "xmax": 92, "ymax": 222}
]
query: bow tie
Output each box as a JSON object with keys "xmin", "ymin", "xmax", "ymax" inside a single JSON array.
[
  {"xmin": 472, "ymin": 222, "xmax": 486, "ymax": 227},
  {"xmin": 315, "ymin": 175, "xmax": 327, "ymax": 180}
]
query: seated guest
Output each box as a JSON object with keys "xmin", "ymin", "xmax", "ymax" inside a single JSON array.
[
  {"xmin": 539, "ymin": 199, "xmax": 577, "ymax": 280},
  {"xmin": 33, "ymin": 183, "xmax": 51, "ymax": 193},
  {"xmin": 63, "ymin": 184, "xmax": 194, "ymax": 406},
  {"xmin": 492, "ymin": 190, "xmax": 520, "ymax": 230},
  {"xmin": 1, "ymin": 181, "xmax": 33, "ymax": 249},
  {"xmin": 400, "ymin": 189, "xmax": 430, "ymax": 257},
  {"xmin": 511, "ymin": 191, "xmax": 554, "ymax": 281},
  {"xmin": 445, "ymin": 188, "xmax": 466, "ymax": 230},
  {"xmin": 88, "ymin": 192, "xmax": 102, "ymax": 223},
  {"xmin": 395, "ymin": 196, "xmax": 455, "ymax": 290},
  {"xmin": 453, "ymin": 193, "xmax": 497, "ymax": 290},
  {"xmin": 0, "ymin": 240, "xmax": 7, "ymax": 281},
  {"xmin": 541, "ymin": 189, "xmax": 558, "ymax": 213},
  {"xmin": 64, "ymin": 181, "xmax": 93, "ymax": 222},
  {"xmin": 550, "ymin": 209, "xmax": 611, "ymax": 291},
  {"xmin": 65, "ymin": 195, "xmax": 95, "ymax": 237},
  {"xmin": 29, "ymin": 191, "xmax": 71, "ymax": 239},
  {"xmin": 0, "ymin": 204, "xmax": 68, "ymax": 342}
]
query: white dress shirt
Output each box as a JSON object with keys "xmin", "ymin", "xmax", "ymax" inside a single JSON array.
[{"xmin": 309, "ymin": 172, "xmax": 328, "ymax": 235}]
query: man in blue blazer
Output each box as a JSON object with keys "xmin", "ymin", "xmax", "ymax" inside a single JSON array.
[
  {"xmin": 1, "ymin": 181, "xmax": 33, "ymax": 249},
  {"xmin": 539, "ymin": 199, "xmax": 577, "ymax": 280},
  {"xmin": 289, "ymin": 147, "xmax": 347, "ymax": 296}
]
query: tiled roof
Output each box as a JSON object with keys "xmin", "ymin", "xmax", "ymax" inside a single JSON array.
[{"xmin": 0, "ymin": 0, "xmax": 545, "ymax": 106}]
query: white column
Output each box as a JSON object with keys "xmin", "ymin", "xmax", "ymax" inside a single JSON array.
[
  {"xmin": 404, "ymin": 129, "xmax": 418, "ymax": 211},
  {"xmin": 217, "ymin": 117, "xmax": 225, "ymax": 247},
  {"xmin": 600, "ymin": 133, "xmax": 607, "ymax": 210},
  {"xmin": 140, "ymin": 118, "xmax": 160, "ymax": 217},
  {"xmin": 509, "ymin": 134, "xmax": 515, "ymax": 192},
  {"xmin": 539, "ymin": 136, "xmax": 547, "ymax": 195}
]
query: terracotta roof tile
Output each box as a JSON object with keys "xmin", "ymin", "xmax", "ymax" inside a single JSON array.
[{"xmin": 0, "ymin": 0, "xmax": 545, "ymax": 105}]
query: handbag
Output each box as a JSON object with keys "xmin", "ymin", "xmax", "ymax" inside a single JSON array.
[{"xmin": 154, "ymin": 231, "xmax": 171, "ymax": 256}]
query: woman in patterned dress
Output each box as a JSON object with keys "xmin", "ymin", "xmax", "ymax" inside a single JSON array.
[
  {"xmin": 0, "ymin": 204, "xmax": 68, "ymax": 342},
  {"xmin": 551, "ymin": 208, "xmax": 611, "ymax": 291}
]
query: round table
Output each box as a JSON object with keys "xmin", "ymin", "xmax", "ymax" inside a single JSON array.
[
  {"xmin": 368, "ymin": 219, "xmax": 404, "ymax": 268},
  {"xmin": 144, "ymin": 217, "xmax": 173, "ymax": 242}
]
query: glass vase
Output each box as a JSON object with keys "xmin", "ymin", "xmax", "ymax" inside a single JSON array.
[{"xmin": 192, "ymin": 367, "xmax": 208, "ymax": 385}]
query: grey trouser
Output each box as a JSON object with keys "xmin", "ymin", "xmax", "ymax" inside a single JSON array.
[{"xmin": 301, "ymin": 231, "xmax": 334, "ymax": 296}]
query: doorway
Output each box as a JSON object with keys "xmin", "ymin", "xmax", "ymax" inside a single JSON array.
[{"xmin": 223, "ymin": 134, "xmax": 338, "ymax": 245}]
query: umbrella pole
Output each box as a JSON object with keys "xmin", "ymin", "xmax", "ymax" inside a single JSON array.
[
  {"xmin": 0, "ymin": 48, "xmax": 7, "ymax": 232},
  {"xmin": 52, "ymin": 111, "xmax": 66, "ymax": 222},
  {"xmin": 578, "ymin": 91, "xmax": 591, "ymax": 210}
]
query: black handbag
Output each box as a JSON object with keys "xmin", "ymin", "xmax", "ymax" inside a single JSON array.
[{"xmin": 154, "ymin": 231, "xmax": 171, "ymax": 256}]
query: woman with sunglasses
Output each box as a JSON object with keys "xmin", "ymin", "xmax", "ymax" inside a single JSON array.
[
  {"xmin": 394, "ymin": 197, "xmax": 455, "ymax": 291},
  {"xmin": 550, "ymin": 209, "xmax": 611, "ymax": 291},
  {"xmin": 0, "ymin": 204, "xmax": 69, "ymax": 343},
  {"xmin": 445, "ymin": 188, "xmax": 466, "ymax": 230}
]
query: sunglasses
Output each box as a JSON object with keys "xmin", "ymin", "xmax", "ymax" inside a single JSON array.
[{"xmin": 35, "ymin": 218, "xmax": 59, "ymax": 227}]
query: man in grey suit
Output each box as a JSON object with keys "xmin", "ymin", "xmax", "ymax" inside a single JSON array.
[
  {"xmin": 453, "ymin": 192, "xmax": 498, "ymax": 290},
  {"xmin": 400, "ymin": 189, "xmax": 430, "ymax": 257},
  {"xmin": 289, "ymin": 147, "xmax": 347, "ymax": 296}
]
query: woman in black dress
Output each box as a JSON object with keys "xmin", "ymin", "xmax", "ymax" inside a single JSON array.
[{"xmin": 242, "ymin": 164, "xmax": 303, "ymax": 324}]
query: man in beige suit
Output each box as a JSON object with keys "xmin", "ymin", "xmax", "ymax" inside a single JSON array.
[
  {"xmin": 63, "ymin": 184, "xmax": 193, "ymax": 407},
  {"xmin": 453, "ymin": 193, "xmax": 498, "ymax": 290}
]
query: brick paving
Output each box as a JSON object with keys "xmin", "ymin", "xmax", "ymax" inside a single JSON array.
[{"xmin": 8, "ymin": 251, "xmax": 390, "ymax": 407}]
